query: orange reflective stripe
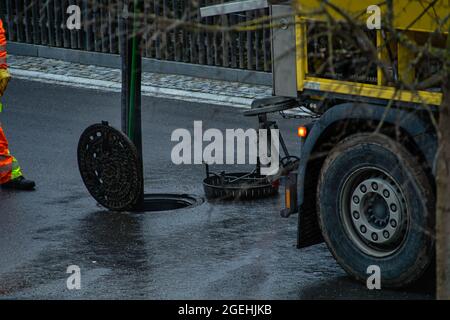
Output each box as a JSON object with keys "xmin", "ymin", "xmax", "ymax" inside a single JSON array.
[
  {"xmin": 0, "ymin": 156, "xmax": 12, "ymax": 167},
  {"xmin": 0, "ymin": 155, "xmax": 13, "ymax": 184},
  {"xmin": 0, "ymin": 153, "xmax": 11, "ymax": 161},
  {"xmin": 0, "ymin": 157, "xmax": 12, "ymax": 172},
  {"xmin": 0, "ymin": 173, "xmax": 11, "ymax": 184}
]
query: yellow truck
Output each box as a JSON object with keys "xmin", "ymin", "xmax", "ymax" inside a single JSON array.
[{"xmin": 202, "ymin": 0, "xmax": 449, "ymax": 287}]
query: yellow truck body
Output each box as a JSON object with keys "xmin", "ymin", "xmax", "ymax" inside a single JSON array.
[{"xmin": 293, "ymin": 0, "xmax": 448, "ymax": 106}]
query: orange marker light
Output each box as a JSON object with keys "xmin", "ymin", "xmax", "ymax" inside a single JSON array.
[
  {"xmin": 298, "ymin": 126, "xmax": 308, "ymax": 138},
  {"xmin": 285, "ymin": 189, "xmax": 291, "ymax": 210}
]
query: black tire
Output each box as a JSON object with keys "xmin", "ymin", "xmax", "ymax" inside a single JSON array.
[{"xmin": 317, "ymin": 133, "xmax": 435, "ymax": 288}]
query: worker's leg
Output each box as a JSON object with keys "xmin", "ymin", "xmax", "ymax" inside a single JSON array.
[
  {"xmin": 10, "ymin": 156, "xmax": 23, "ymax": 180},
  {"xmin": 0, "ymin": 125, "xmax": 15, "ymax": 184},
  {"xmin": 0, "ymin": 125, "xmax": 34, "ymax": 190}
]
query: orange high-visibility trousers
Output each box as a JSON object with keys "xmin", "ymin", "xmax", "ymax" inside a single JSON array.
[
  {"xmin": 0, "ymin": 19, "xmax": 22, "ymax": 184},
  {"xmin": 0, "ymin": 126, "xmax": 22, "ymax": 184},
  {"xmin": 0, "ymin": 19, "xmax": 6, "ymax": 69},
  {"xmin": 0, "ymin": 18, "xmax": 9, "ymax": 95}
]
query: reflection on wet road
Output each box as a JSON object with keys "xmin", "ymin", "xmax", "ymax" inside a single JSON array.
[{"xmin": 0, "ymin": 80, "xmax": 433, "ymax": 299}]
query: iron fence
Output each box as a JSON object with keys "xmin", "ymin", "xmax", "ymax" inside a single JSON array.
[{"xmin": 0, "ymin": 0, "xmax": 272, "ymax": 72}]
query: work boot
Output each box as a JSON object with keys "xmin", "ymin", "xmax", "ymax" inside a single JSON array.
[{"xmin": 1, "ymin": 176, "xmax": 36, "ymax": 191}]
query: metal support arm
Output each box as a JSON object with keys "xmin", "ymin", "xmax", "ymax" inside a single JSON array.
[{"xmin": 200, "ymin": 0, "xmax": 270, "ymax": 18}]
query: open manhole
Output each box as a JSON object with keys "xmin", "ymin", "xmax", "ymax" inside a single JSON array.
[
  {"xmin": 78, "ymin": 122, "xmax": 203, "ymax": 212},
  {"xmin": 136, "ymin": 194, "xmax": 204, "ymax": 212}
]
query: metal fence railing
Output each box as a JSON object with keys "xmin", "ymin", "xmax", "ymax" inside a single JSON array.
[{"xmin": 0, "ymin": 0, "xmax": 272, "ymax": 72}]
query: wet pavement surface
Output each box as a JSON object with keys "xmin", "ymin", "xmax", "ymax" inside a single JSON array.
[{"xmin": 0, "ymin": 79, "xmax": 433, "ymax": 299}]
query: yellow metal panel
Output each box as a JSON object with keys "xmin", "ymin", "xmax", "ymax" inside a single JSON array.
[
  {"xmin": 393, "ymin": 0, "xmax": 450, "ymax": 33},
  {"xmin": 397, "ymin": 32, "xmax": 416, "ymax": 85},
  {"xmin": 296, "ymin": 17, "xmax": 308, "ymax": 91},
  {"xmin": 293, "ymin": 0, "xmax": 449, "ymax": 33},
  {"xmin": 294, "ymin": 0, "xmax": 377, "ymax": 19},
  {"xmin": 303, "ymin": 77, "xmax": 443, "ymax": 106},
  {"xmin": 293, "ymin": 0, "xmax": 447, "ymax": 104},
  {"xmin": 377, "ymin": 31, "xmax": 388, "ymax": 86}
]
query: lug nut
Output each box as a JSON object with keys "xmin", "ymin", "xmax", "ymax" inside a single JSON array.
[
  {"xmin": 353, "ymin": 196, "xmax": 360, "ymax": 204},
  {"xmin": 372, "ymin": 233, "xmax": 378, "ymax": 241},
  {"xmin": 353, "ymin": 211, "xmax": 360, "ymax": 219},
  {"xmin": 360, "ymin": 225, "xmax": 367, "ymax": 234},
  {"xmin": 383, "ymin": 190, "xmax": 390, "ymax": 198},
  {"xmin": 383, "ymin": 231, "xmax": 390, "ymax": 239},
  {"xmin": 390, "ymin": 220, "xmax": 397, "ymax": 228},
  {"xmin": 360, "ymin": 185, "xmax": 367, "ymax": 193},
  {"xmin": 372, "ymin": 182, "xmax": 379, "ymax": 191},
  {"xmin": 390, "ymin": 204, "xmax": 398, "ymax": 212}
]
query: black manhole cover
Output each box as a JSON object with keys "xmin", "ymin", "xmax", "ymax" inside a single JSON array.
[{"xmin": 78, "ymin": 122, "xmax": 143, "ymax": 211}]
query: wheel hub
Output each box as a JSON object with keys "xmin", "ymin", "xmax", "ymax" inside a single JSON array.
[
  {"xmin": 350, "ymin": 178, "xmax": 403, "ymax": 246},
  {"xmin": 340, "ymin": 166, "xmax": 409, "ymax": 257}
]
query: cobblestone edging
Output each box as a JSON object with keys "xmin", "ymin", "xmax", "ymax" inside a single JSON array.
[{"xmin": 8, "ymin": 55, "xmax": 273, "ymax": 108}]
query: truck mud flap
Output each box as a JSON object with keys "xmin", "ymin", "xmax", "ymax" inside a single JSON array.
[{"xmin": 297, "ymin": 206, "xmax": 324, "ymax": 248}]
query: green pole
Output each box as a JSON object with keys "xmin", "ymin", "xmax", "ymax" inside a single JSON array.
[
  {"xmin": 127, "ymin": 0, "xmax": 139, "ymax": 141},
  {"xmin": 121, "ymin": 0, "xmax": 144, "ymax": 208}
]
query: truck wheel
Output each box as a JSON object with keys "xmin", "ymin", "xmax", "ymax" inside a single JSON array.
[{"xmin": 317, "ymin": 133, "xmax": 435, "ymax": 287}]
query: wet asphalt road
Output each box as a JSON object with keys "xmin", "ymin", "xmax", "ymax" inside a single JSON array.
[{"xmin": 0, "ymin": 79, "xmax": 433, "ymax": 299}]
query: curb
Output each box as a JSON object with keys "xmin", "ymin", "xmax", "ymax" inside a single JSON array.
[
  {"xmin": 9, "ymin": 42, "xmax": 273, "ymax": 87},
  {"xmin": 9, "ymin": 68, "xmax": 255, "ymax": 109}
]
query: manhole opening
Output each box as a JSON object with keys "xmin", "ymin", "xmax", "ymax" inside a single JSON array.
[{"xmin": 136, "ymin": 194, "xmax": 204, "ymax": 213}]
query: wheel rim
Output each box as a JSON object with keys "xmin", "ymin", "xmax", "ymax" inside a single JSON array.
[{"xmin": 340, "ymin": 167, "xmax": 409, "ymax": 257}]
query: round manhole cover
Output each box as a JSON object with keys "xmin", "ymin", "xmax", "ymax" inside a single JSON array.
[{"xmin": 78, "ymin": 122, "xmax": 143, "ymax": 211}]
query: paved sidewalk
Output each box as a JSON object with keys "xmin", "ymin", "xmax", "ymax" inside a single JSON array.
[{"xmin": 8, "ymin": 55, "xmax": 272, "ymax": 108}]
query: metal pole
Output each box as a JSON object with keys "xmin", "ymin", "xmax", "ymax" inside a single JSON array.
[
  {"xmin": 129, "ymin": 0, "xmax": 143, "ymax": 159},
  {"xmin": 120, "ymin": 1, "xmax": 129, "ymax": 134},
  {"xmin": 120, "ymin": 0, "xmax": 144, "ymax": 207}
]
